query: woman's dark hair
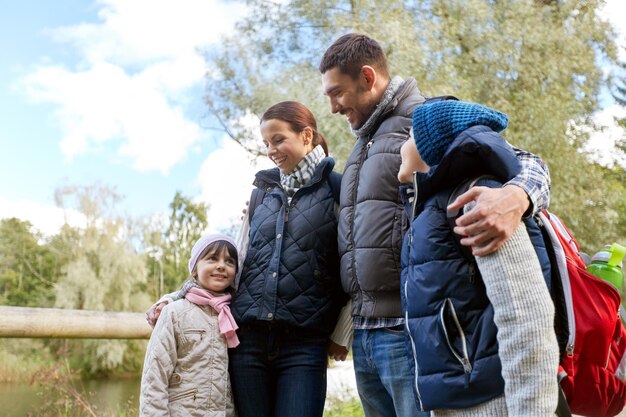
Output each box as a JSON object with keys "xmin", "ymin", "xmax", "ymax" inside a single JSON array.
[
  {"xmin": 260, "ymin": 101, "xmax": 329, "ymax": 156},
  {"xmin": 197, "ymin": 240, "xmax": 239, "ymax": 272}
]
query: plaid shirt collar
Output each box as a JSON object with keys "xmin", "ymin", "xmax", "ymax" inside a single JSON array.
[{"xmin": 280, "ymin": 145, "xmax": 325, "ymax": 198}]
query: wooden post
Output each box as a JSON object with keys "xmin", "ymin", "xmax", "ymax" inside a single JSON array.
[{"xmin": 0, "ymin": 306, "xmax": 152, "ymax": 339}]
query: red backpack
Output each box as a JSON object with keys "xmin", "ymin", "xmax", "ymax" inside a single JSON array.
[{"xmin": 538, "ymin": 210, "xmax": 626, "ymax": 417}]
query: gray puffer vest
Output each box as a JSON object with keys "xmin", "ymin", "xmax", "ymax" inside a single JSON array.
[
  {"xmin": 233, "ymin": 158, "xmax": 345, "ymax": 333},
  {"xmin": 339, "ymin": 78, "xmax": 426, "ymax": 318}
]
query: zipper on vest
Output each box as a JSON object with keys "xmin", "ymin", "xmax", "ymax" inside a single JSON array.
[
  {"xmin": 468, "ymin": 263, "xmax": 476, "ymax": 284},
  {"xmin": 348, "ymin": 138, "xmax": 375, "ymax": 294},
  {"xmin": 404, "ymin": 280, "xmax": 425, "ymax": 411},
  {"xmin": 440, "ymin": 298, "xmax": 473, "ymax": 387}
]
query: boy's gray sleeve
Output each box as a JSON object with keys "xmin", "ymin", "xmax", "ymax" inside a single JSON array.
[{"xmin": 474, "ymin": 221, "xmax": 559, "ymax": 416}]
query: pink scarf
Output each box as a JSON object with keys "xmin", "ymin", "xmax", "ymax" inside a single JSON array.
[{"xmin": 185, "ymin": 287, "xmax": 240, "ymax": 348}]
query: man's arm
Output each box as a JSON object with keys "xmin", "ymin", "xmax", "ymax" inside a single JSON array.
[
  {"xmin": 145, "ymin": 286, "xmax": 187, "ymax": 328},
  {"xmin": 447, "ymin": 147, "xmax": 550, "ymax": 256}
]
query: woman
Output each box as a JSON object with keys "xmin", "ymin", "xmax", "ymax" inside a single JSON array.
[{"xmin": 230, "ymin": 101, "xmax": 349, "ymax": 417}]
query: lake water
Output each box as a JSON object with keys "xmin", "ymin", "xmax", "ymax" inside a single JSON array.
[
  {"xmin": 0, "ymin": 361, "xmax": 357, "ymax": 416},
  {"xmin": 0, "ymin": 378, "xmax": 140, "ymax": 417}
]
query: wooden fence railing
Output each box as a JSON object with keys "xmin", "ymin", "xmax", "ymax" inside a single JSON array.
[{"xmin": 0, "ymin": 306, "xmax": 152, "ymax": 339}]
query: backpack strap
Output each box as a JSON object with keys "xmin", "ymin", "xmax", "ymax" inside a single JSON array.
[
  {"xmin": 328, "ymin": 172, "xmax": 341, "ymax": 204},
  {"xmin": 247, "ymin": 187, "xmax": 266, "ymax": 224},
  {"xmin": 556, "ymin": 385, "xmax": 572, "ymax": 417},
  {"xmin": 424, "ymin": 95, "xmax": 459, "ymax": 105}
]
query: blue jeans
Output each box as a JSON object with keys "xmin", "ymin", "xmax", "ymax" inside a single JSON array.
[
  {"xmin": 352, "ymin": 327, "xmax": 430, "ymax": 417},
  {"xmin": 229, "ymin": 322, "xmax": 328, "ymax": 417}
]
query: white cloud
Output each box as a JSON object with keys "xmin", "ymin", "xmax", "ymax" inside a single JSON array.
[
  {"xmin": 197, "ymin": 135, "xmax": 273, "ymax": 233},
  {"xmin": 0, "ymin": 197, "xmax": 85, "ymax": 237},
  {"xmin": 601, "ymin": 0, "xmax": 626, "ymax": 57},
  {"xmin": 19, "ymin": 0, "xmax": 246, "ymax": 174},
  {"xmin": 585, "ymin": 105, "xmax": 626, "ymax": 168}
]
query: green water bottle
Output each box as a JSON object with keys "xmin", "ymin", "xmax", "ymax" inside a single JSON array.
[{"xmin": 586, "ymin": 243, "xmax": 626, "ymax": 291}]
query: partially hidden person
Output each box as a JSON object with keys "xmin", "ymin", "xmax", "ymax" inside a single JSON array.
[{"xmin": 398, "ymin": 99, "xmax": 560, "ymax": 416}]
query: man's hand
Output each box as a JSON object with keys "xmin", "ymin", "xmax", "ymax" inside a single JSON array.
[
  {"xmin": 241, "ymin": 201, "xmax": 249, "ymax": 221},
  {"xmin": 328, "ymin": 340, "xmax": 349, "ymax": 362},
  {"xmin": 447, "ymin": 185, "xmax": 530, "ymax": 256},
  {"xmin": 146, "ymin": 301, "xmax": 169, "ymax": 328}
]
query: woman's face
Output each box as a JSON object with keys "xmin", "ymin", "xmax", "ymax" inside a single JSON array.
[{"xmin": 260, "ymin": 119, "xmax": 313, "ymax": 174}]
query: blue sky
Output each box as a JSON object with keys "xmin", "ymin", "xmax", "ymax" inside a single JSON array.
[
  {"xmin": 0, "ymin": 0, "xmax": 624, "ymax": 236},
  {"xmin": 0, "ymin": 0, "xmax": 272, "ymax": 235}
]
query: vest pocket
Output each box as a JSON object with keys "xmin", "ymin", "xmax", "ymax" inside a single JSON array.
[{"xmin": 440, "ymin": 298, "xmax": 473, "ymax": 386}]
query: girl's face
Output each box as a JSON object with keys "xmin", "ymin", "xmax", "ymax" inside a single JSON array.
[
  {"xmin": 260, "ymin": 118, "xmax": 313, "ymax": 174},
  {"xmin": 194, "ymin": 246, "xmax": 236, "ymax": 293}
]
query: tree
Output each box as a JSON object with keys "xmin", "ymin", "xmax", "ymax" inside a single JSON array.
[
  {"xmin": 0, "ymin": 218, "xmax": 64, "ymax": 307},
  {"xmin": 52, "ymin": 183, "xmax": 149, "ymax": 376},
  {"xmin": 613, "ymin": 56, "xmax": 626, "ymax": 108},
  {"xmin": 612, "ymin": 54, "xmax": 626, "ymax": 157},
  {"xmin": 144, "ymin": 192, "xmax": 210, "ymax": 297},
  {"xmin": 203, "ymin": 0, "xmax": 625, "ymax": 251}
]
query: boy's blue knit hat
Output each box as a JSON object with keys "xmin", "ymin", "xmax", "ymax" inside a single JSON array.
[{"xmin": 412, "ymin": 100, "xmax": 509, "ymax": 167}]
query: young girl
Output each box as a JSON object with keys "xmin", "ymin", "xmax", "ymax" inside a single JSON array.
[{"xmin": 140, "ymin": 234, "xmax": 239, "ymax": 417}]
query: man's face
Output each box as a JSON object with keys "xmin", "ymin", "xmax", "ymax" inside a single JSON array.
[{"xmin": 322, "ymin": 67, "xmax": 375, "ymax": 130}]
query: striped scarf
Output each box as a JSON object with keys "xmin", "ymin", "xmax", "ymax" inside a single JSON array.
[
  {"xmin": 352, "ymin": 76, "xmax": 404, "ymax": 138},
  {"xmin": 280, "ymin": 144, "xmax": 325, "ymax": 201}
]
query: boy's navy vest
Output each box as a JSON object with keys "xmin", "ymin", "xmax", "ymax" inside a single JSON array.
[{"xmin": 400, "ymin": 125, "xmax": 551, "ymax": 411}]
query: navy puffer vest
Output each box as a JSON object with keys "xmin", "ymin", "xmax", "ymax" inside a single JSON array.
[
  {"xmin": 233, "ymin": 158, "xmax": 345, "ymax": 334},
  {"xmin": 400, "ymin": 126, "xmax": 551, "ymax": 411}
]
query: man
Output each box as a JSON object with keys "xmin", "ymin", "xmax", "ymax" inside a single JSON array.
[{"xmin": 319, "ymin": 33, "xmax": 551, "ymax": 417}]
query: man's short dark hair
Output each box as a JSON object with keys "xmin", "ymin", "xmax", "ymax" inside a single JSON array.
[{"xmin": 319, "ymin": 33, "xmax": 389, "ymax": 79}]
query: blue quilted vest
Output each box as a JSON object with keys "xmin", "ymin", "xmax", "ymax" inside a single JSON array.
[
  {"xmin": 400, "ymin": 125, "xmax": 551, "ymax": 411},
  {"xmin": 233, "ymin": 158, "xmax": 345, "ymax": 333}
]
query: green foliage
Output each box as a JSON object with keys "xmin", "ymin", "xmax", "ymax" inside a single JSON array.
[
  {"xmin": 52, "ymin": 184, "xmax": 149, "ymax": 376},
  {"xmin": 204, "ymin": 0, "xmax": 626, "ymax": 251},
  {"xmin": 0, "ymin": 218, "xmax": 65, "ymax": 307},
  {"xmin": 613, "ymin": 54, "xmax": 626, "ymax": 107},
  {"xmin": 324, "ymin": 396, "xmax": 364, "ymax": 417},
  {"xmin": 144, "ymin": 191, "xmax": 210, "ymax": 298}
]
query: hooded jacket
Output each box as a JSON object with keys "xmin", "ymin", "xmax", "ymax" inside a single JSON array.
[{"xmin": 400, "ymin": 125, "xmax": 551, "ymax": 411}]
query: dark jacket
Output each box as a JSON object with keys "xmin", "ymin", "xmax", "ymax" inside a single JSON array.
[
  {"xmin": 400, "ymin": 125, "xmax": 551, "ymax": 411},
  {"xmin": 233, "ymin": 157, "xmax": 345, "ymax": 333},
  {"xmin": 338, "ymin": 78, "xmax": 426, "ymax": 318}
]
